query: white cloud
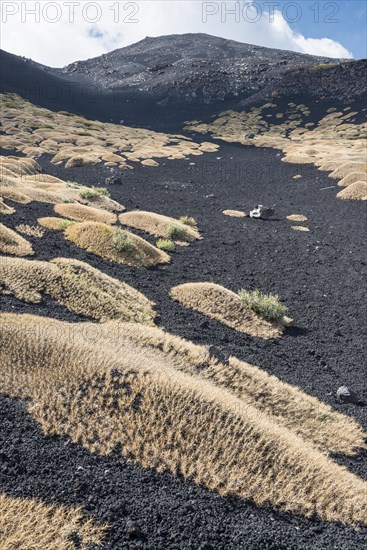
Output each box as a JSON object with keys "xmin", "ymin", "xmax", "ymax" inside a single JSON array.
[{"xmin": 0, "ymin": 1, "xmax": 353, "ymax": 67}]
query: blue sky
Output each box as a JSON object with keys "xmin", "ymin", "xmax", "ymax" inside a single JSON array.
[
  {"xmin": 267, "ymin": 1, "xmax": 366, "ymax": 59},
  {"xmin": 1, "ymin": 1, "xmax": 366, "ymax": 66}
]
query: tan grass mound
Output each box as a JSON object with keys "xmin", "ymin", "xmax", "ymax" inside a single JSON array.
[
  {"xmin": 0, "ymin": 494, "xmax": 105, "ymax": 550},
  {"xmin": 286, "ymin": 214, "xmax": 308, "ymax": 222},
  {"xmin": 16, "ymin": 186, "xmax": 66, "ymax": 204},
  {"xmin": 0, "ymin": 199, "xmax": 15, "ymax": 215},
  {"xmin": 223, "ymin": 209, "xmax": 247, "ymax": 217},
  {"xmin": 0, "ymin": 187, "xmax": 32, "ymax": 204},
  {"xmin": 119, "ymin": 211, "xmax": 201, "ymax": 241},
  {"xmin": 292, "ymin": 226, "xmax": 310, "ymax": 232},
  {"xmin": 0, "ymin": 156, "xmax": 40, "ymax": 176},
  {"xmin": 337, "ymin": 181, "xmax": 367, "ymax": 200},
  {"xmin": 0, "ymin": 224, "xmax": 34, "ymax": 256},
  {"xmin": 329, "ymin": 162, "xmax": 367, "ymax": 179},
  {"xmin": 141, "ymin": 159, "xmax": 159, "ymax": 166},
  {"xmin": 65, "ymin": 222, "xmax": 170, "ymax": 267},
  {"xmin": 170, "ymin": 282, "xmax": 284, "ymax": 339},
  {"xmin": 1, "ymin": 313, "xmax": 367, "ymax": 525},
  {"xmin": 0, "ymin": 256, "xmax": 156, "ymax": 324},
  {"xmin": 54, "ymin": 203, "xmax": 117, "ymax": 224},
  {"xmin": 338, "ymin": 172, "xmax": 367, "ymax": 187}
]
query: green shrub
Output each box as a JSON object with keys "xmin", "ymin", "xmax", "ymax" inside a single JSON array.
[
  {"xmin": 79, "ymin": 187, "xmax": 110, "ymax": 200},
  {"xmin": 179, "ymin": 215, "xmax": 197, "ymax": 227},
  {"xmin": 61, "ymin": 197, "xmax": 75, "ymax": 203},
  {"xmin": 112, "ymin": 228, "xmax": 136, "ymax": 254},
  {"xmin": 165, "ymin": 224, "xmax": 189, "ymax": 241},
  {"xmin": 59, "ymin": 220, "xmax": 76, "ymax": 229},
  {"xmin": 238, "ymin": 289, "xmax": 288, "ymax": 323},
  {"xmin": 156, "ymin": 239, "xmax": 175, "ymax": 252}
]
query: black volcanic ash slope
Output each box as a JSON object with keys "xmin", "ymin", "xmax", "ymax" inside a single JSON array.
[
  {"xmin": 57, "ymin": 33, "xmax": 340, "ymax": 103},
  {"xmin": 3, "ymin": 33, "xmax": 362, "ymax": 130}
]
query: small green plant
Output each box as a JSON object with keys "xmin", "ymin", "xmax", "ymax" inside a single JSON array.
[
  {"xmin": 156, "ymin": 239, "xmax": 175, "ymax": 252},
  {"xmin": 79, "ymin": 187, "xmax": 110, "ymax": 200},
  {"xmin": 165, "ymin": 224, "xmax": 189, "ymax": 241},
  {"xmin": 112, "ymin": 228, "xmax": 136, "ymax": 254},
  {"xmin": 62, "ymin": 197, "xmax": 75, "ymax": 203},
  {"xmin": 59, "ymin": 220, "xmax": 76, "ymax": 229},
  {"xmin": 318, "ymin": 414, "xmax": 332, "ymax": 422},
  {"xmin": 238, "ymin": 289, "xmax": 288, "ymax": 323},
  {"xmin": 179, "ymin": 215, "xmax": 197, "ymax": 227},
  {"xmin": 66, "ymin": 181, "xmax": 83, "ymax": 189}
]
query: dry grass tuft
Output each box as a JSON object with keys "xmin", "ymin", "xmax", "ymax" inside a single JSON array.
[
  {"xmin": 0, "ymin": 256, "xmax": 156, "ymax": 324},
  {"xmin": 119, "ymin": 211, "xmax": 201, "ymax": 241},
  {"xmin": 0, "ymin": 493, "xmax": 106, "ymax": 550},
  {"xmin": 1, "ymin": 313, "xmax": 366, "ymax": 525},
  {"xmin": 0, "ymin": 224, "xmax": 34, "ymax": 256},
  {"xmin": 170, "ymin": 282, "xmax": 284, "ymax": 339},
  {"xmin": 65, "ymin": 222, "xmax": 170, "ymax": 267},
  {"xmin": 38, "ymin": 217, "xmax": 71, "ymax": 231},
  {"xmin": 54, "ymin": 203, "xmax": 117, "ymax": 224},
  {"xmin": 286, "ymin": 214, "xmax": 308, "ymax": 222},
  {"xmin": 16, "ymin": 224, "xmax": 45, "ymax": 238},
  {"xmin": 291, "ymin": 226, "xmax": 310, "ymax": 232},
  {"xmin": 337, "ymin": 181, "xmax": 367, "ymax": 200},
  {"xmin": 223, "ymin": 209, "xmax": 247, "ymax": 218},
  {"xmin": 179, "ymin": 216, "xmax": 197, "ymax": 227}
]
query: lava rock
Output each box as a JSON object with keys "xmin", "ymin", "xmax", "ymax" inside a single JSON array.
[{"xmin": 336, "ymin": 386, "xmax": 365, "ymax": 406}]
